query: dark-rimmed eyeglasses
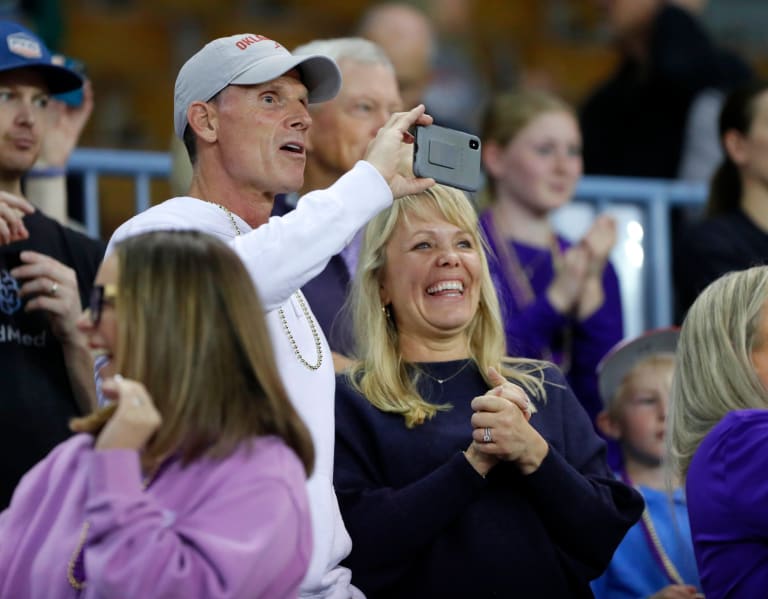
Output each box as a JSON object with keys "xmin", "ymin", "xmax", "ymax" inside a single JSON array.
[{"xmin": 89, "ymin": 284, "xmax": 118, "ymax": 326}]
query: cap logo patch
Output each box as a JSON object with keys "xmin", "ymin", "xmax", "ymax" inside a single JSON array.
[
  {"xmin": 235, "ymin": 34, "xmax": 282, "ymax": 51},
  {"xmin": 7, "ymin": 32, "xmax": 42, "ymax": 59}
]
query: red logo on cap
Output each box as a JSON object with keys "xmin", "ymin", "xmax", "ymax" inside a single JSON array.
[{"xmin": 235, "ymin": 34, "xmax": 282, "ymax": 51}]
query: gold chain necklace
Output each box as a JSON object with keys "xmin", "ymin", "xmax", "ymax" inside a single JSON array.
[
  {"xmin": 620, "ymin": 470, "xmax": 686, "ymax": 586},
  {"xmin": 640, "ymin": 507, "xmax": 686, "ymax": 585},
  {"xmin": 213, "ymin": 202, "xmax": 323, "ymax": 371},
  {"xmin": 67, "ymin": 469, "xmax": 158, "ymax": 590}
]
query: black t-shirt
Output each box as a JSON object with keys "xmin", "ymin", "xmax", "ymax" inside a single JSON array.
[
  {"xmin": 0, "ymin": 211, "xmax": 105, "ymax": 507},
  {"xmin": 675, "ymin": 210, "xmax": 768, "ymax": 320}
]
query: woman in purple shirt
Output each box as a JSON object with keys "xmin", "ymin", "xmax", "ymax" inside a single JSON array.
[
  {"xmin": 669, "ymin": 265, "xmax": 768, "ymax": 598},
  {"xmin": 0, "ymin": 230, "xmax": 314, "ymax": 598},
  {"xmin": 479, "ymin": 90, "xmax": 623, "ymax": 423}
]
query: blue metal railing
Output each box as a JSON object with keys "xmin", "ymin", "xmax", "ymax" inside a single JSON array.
[
  {"xmin": 574, "ymin": 177, "xmax": 707, "ymax": 330},
  {"xmin": 67, "ymin": 147, "xmax": 708, "ymax": 332},
  {"xmin": 68, "ymin": 148, "xmax": 172, "ymax": 238}
]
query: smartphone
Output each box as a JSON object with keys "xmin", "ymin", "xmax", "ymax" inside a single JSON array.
[{"xmin": 413, "ymin": 124, "xmax": 482, "ymax": 192}]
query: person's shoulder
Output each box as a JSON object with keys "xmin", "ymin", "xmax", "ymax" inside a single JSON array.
[
  {"xmin": 23, "ymin": 211, "xmax": 105, "ymax": 261},
  {"xmin": 210, "ymin": 436, "xmax": 306, "ymax": 488},
  {"xmin": 335, "ymin": 370, "xmax": 366, "ymax": 400},
  {"xmin": 718, "ymin": 409, "xmax": 768, "ymax": 433},
  {"xmin": 696, "ymin": 409, "xmax": 768, "ymax": 461},
  {"xmin": 686, "ymin": 212, "xmax": 760, "ymax": 248},
  {"xmin": 108, "ymin": 197, "xmax": 206, "ymax": 246},
  {"xmin": 334, "ymin": 369, "xmax": 381, "ymax": 420},
  {"xmin": 58, "ymin": 223, "xmax": 106, "ymax": 255},
  {"xmin": 539, "ymin": 362, "xmax": 569, "ymax": 390}
]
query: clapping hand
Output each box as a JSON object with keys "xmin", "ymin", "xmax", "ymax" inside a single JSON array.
[{"xmin": 469, "ymin": 367, "xmax": 549, "ymax": 475}]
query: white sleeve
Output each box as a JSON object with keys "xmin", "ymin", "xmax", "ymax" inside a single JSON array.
[{"xmin": 232, "ymin": 160, "xmax": 392, "ymax": 311}]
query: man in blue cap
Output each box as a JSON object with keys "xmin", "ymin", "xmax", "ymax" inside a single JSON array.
[{"xmin": 0, "ymin": 20, "xmax": 104, "ymax": 508}]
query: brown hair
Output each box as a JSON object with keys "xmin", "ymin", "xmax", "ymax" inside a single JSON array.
[
  {"xmin": 80, "ymin": 230, "xmax": 313, "ymax": 474},
  {"xmin": 707, "ymin": 80, "xmax": 768, "ymax": 217}
]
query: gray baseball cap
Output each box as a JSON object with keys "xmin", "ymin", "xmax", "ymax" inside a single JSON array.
[
  {"xmin": 597, "ymin": 327, "xmax": 680, "ymax": 407},
  {"xmin": 173, "ymin": 33, "xmax": 342, "ymax": 139}
]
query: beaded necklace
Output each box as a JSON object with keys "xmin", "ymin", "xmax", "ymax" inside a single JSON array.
[{"xmin": 214, "ymin": 203, "xmax": 323, "ymax": 371}]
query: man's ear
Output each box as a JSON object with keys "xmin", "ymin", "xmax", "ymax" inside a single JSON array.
[
  {"xmin": 187, "ymin": 100, "xmax": 218, "ymax": 144},
  {"xmin": 596, "ymin": 409, "xmax": 621, "ymax": 440}
]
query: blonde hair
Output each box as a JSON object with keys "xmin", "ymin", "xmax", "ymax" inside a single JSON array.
[
  {"xmin": 668, "ymin": 266, "xmax": 768, "ymax": 480},
  {"xmin": 607, "ymin": 354, "xmax": 676, "ymax": 418},
  {"xmin": 91, "ymin": 231, "xmax": 314, "ymax": 474},
  {"xmin": 347, "ymin": 185, "xmax": 545, "ymax": 427}
]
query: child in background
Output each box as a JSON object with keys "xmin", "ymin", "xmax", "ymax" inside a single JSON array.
[{"xmin": 592, "ymin": 328, "xmax": 703, "ymax": 599}]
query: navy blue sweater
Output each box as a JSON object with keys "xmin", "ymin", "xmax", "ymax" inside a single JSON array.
[{"xmin": 334, "ymin": 361, "xmax": 643, "ymax": 598}]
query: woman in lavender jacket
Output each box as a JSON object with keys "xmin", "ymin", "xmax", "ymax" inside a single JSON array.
[{"xmin": 0, "ymin": 230, "xmax": 314, "ymax": 598}]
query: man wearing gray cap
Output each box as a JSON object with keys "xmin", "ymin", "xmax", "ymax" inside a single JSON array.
[{"xmin": 106, "ymin": 33, "xmax": 434, "ymax": 598}]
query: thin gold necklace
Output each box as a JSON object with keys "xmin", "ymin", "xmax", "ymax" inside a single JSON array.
[
  {"xmin": 213, "ymin": 202, "xmax": 323, "ymax": 371},
  {"xmin": 419, "ymin": 360, "xmax": 472, "ymax": 385}
]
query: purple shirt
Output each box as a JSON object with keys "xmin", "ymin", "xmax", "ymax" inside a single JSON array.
[
  {"xmin": 686, "ymin": 409, "xmax": 768, "ymax": 598},
  {"xmin": 480, "ymin": 210, "xmax": 624, "ymax": 423},
  {"xmin": 0, "ymin": 434, "xmax": 312, "ymax": 599}
]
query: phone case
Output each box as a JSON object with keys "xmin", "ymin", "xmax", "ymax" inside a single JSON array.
[{"xmin": 413, "ymin": 124, "xmax": 482, "ymax": 192}]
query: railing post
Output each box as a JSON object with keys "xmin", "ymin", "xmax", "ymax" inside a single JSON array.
[
  {"xmin": 84, "ymin": 171, "xmax": 100, "ymax": 239},
  {"xmin": 136, "ymin": 173, "xmax": 151, "ymax": 214},
  {"xmin": 647, "ymin": 191, "xmax": 673, "ymax": 328}
]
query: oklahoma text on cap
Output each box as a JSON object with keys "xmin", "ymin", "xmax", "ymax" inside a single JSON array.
[{"xmin": 173, "ymin": 33, "xmax": 341, "ymax": 139}]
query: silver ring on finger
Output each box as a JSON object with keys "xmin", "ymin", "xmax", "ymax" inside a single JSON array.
[
  {"xmin": 482, "ymin": 427, "xmax": 492, "ymax": 443},
  {"xmin": 50, "ymin": 282, "xmax": 59, "ymax": 296}
]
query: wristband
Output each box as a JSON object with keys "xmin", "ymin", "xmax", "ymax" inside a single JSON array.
[{"xmin": 26, "ymin": 166, "xmax": 67, "ymax": 178}]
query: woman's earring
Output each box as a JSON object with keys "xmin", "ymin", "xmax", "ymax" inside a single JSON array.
[{"xmin": 382, "ymin": 304, "xmax": 392, "ymax": 321}]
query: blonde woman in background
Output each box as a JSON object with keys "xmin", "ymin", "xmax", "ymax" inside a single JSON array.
[{"xmin": 669, "ymin": 265, "xmax": 768, "ymax": 598}]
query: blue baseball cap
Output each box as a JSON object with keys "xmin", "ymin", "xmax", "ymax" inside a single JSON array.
[{"xmin": 0, "ymin": 21, "xmax": 83, "ymax": 94}]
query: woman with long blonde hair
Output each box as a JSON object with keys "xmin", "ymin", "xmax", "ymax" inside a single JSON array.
[
  {"xmin": 0, "ymin": 230, "xmax": 314, "ymax": 598},
  {"xmin": 334, "ymin": 184, "xmax": 643, "ymax": 597},
  {"xmin": 668, "ymin": 265, "xmax": 768, "ymax": 597}
]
